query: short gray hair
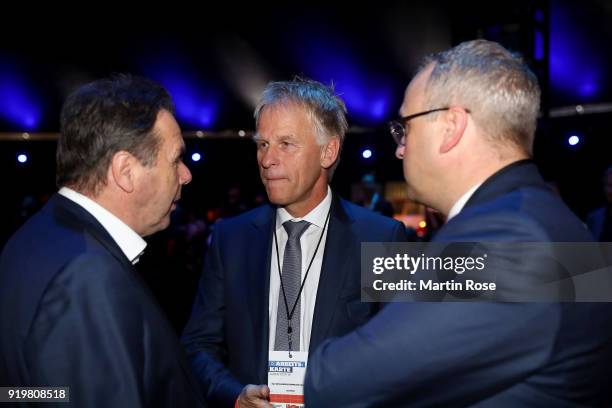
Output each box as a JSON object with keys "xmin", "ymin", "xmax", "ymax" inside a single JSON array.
[
  {"xmin": 419, "ymin": 39, "xmax": 540, "ymax": 156},
  {"xmin": 254, "ymin": 77, "xmax": 348, "ymax": 176}
]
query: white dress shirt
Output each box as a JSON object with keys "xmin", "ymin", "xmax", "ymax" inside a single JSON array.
[
  {"xmin": 58, "ymin": 187, "xmax": 147, "ymax": 264},
  {"xmin": 446, "ymin": 183, "xmax": 482, "ymax": 222},
  {"xmin": 268, "ymin": 186, "xmax": 332, "ymax": 352}
]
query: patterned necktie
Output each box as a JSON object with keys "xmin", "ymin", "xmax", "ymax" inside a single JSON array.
[{"xmin": 274, "ymin": 220, "xmax": 310, "ymax": 351}]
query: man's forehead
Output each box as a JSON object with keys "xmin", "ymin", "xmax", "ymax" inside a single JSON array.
[
  {"xmin": 256, "ymin": 105, "xmax": 311, "ymax": 138},
  {"xmin": 254, "ymin": 129, "xmax": 299, "ymax": 142},
  {"xmin": 400, "ymin": 65, "xmax": 433, "ymax": 115},
  {"xmin": 162, "ymin": 127, "xmax": 185, "ymax": 156},
  {"xmin": 176, "ymin": 139, "xmax": 186, "ymax": 154}
]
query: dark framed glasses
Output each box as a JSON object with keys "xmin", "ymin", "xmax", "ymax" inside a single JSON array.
[{"xmin": 388, "ymin": 107, "xmax": 450, "ymax": 146}]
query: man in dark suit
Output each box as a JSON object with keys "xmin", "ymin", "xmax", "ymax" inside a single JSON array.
[
  {"xmin": 181, "ymin": 78, "xmax": 406, "ymax": 408},
  {"xmin": 304, "ymin": 40, "xmax": 612, "ymax": 406},
  {"xmin": 0, "ymin": 76, "xmax": 205, "ymax": 407}
]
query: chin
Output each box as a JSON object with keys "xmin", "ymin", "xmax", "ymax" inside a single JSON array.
[
  {"xmin": 265, "ymin": 188, "xmax": 290, "ymax": 206},
  {"xmin": 267, "ymin": 196, "xmax": 289, "ymax": 206}
]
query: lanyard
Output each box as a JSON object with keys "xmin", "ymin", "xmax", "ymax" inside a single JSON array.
[{"xmin": 273, "ymin": 206, "xmax": 331, "ymax": 354}]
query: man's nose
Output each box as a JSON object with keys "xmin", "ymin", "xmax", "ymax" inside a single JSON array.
[
  {"xmin": 179, "ymin": 162, "xmax": 192, "ymax": 185},
  {"xmin": 259, "ymin": 146, "xmax": 279, "ymax": 168},
  {"xmin": 395, "ymin": 144, "xmax": 405, "ymax": 160}
]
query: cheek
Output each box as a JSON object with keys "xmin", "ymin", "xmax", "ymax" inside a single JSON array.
[
  {"xmin": 411, "ymin": 137, "xmax": 430, "ymax": 161},
  {"xmin": 163, "ymin": 165, "xmax": 178, "ymax": 186},
  {"xmin": 302, "ymin": 148, "xmax": 322, "ymax": 171},
  {"xmin": 136, "ymin": 184, "xmax": 156, "ymax": 209},
  {"xmin": 403, "ymin": 140, "xmax": 417, "ymax": 166}
]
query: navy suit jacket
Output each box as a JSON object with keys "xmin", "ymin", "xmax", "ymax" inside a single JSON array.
[
  {"xmin": 305, "ymin": 161, "xmax": 612, "ymax": 407},
  {"xmin": 586, "ymin": 206, "xmax": 610, "ymax": 241},
  {"xmin": 0, "ymin": 194, "xmax": 205, "ymax": 408},
  {"xmin": 181, "ymin": 194, "xmax": 407, "ymax": 407}
]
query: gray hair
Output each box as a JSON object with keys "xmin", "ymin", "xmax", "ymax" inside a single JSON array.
[
  {"xmin": 254, "ymin": 77, "xmax": 348, "ymax": 177},
  {"xmin": 419, "ymin": 39, "xmax": 540, "ymax": 156}
]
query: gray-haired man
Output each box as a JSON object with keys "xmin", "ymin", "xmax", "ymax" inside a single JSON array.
[
  {"xmin": 304, "ymin": 40, "xmax": 612, "ymax": 407},
  {"xmin": 182, "ymin": 78, "xmax": 407, "ymax": 407}
]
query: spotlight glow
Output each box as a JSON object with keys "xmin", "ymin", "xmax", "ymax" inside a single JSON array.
[{"xmin": 568, "ymin": 135, "xmax": 580, "ymax": 146}]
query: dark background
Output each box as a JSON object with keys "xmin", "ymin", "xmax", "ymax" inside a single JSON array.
[{"xmin": 1, "ymin": 0, "xmax": 611, "ymax": 332}]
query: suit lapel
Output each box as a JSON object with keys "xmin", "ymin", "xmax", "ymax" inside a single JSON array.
[
  {"xmin": 248, "ymin": 205, "xmax": 275, "ymax": 382},
  {"xmin": 52, "ymin": 194, "xmax": 133, "ymax": 270},
  {"xmin": 309, "ymin": 195, "xmax": 355, "ymax": 352}
]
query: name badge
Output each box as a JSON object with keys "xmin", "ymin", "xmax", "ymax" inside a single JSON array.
[{"xmin": 268, "ymin": 350, "xmax": 307, "ymax": 408}]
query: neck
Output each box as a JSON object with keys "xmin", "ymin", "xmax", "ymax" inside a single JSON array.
[
  {"xmin": 87, "ymin": 187, "xmax": 141, "ymax": 235},
  {"xmin": 440, "ymin": 155, "xmax": 528, "ymax": 216},
  {"xmin": 284, "ymin": 181, "xmax": 329, "ymax": 218}
]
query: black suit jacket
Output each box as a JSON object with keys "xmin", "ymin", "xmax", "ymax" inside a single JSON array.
[
  {"xmin": 181, "ymin": 194, "xmax": 407, "ymax": 407},
  {"xmin": 0, "ymin": 194, "xmax": 205, "ymax": 407},
  {"xmin": 305, "ymin": 161, "xmax": 612, "ymax": 407}
]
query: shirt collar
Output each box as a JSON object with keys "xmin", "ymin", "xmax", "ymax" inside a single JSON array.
[
  {"xmin": 447, "ymin": 183, "xmax": 482, "ymax": 222},
  {"xmin": 276, "ymin": 185, "xmax": 332, "ymax": 230},
  {"xmin": 58, "ymin": 187, "xmax": 147, "ymax": 264}
]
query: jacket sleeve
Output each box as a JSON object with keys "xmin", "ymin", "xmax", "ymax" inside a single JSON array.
[
  {"xmin": 305, "ymin": 213, "xmax": 563, "ymax": 407},
  {"xmin": 181, "ymin": 224, "xmax": 243, "ymax": 408}
]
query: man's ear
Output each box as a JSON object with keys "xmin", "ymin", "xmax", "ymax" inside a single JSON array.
[
  {"xmin": 109, "ymin": 151, "xmax": 137, "ymax": 193},
  {"xmin": 439, "ymin": 107, "xmax": 469, "ymax": 154},
  {"xmin": 321, "ymin": 136, "xmax": 340, "ymax": 169}
]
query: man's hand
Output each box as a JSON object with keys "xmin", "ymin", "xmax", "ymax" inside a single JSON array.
[{"xmin": 237, "ymin": 384, "xmax": 271, "ymax": 408}]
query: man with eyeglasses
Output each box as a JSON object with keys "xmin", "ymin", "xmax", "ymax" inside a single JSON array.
[{"xmin": 304, "ymin": 40, "xmax": 612, "ymax": 406}]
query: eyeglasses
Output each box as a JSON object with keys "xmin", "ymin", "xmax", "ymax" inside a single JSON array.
[{"xmin": 388, "ymin": 107, "xmax": 450, "ymax": 146}]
